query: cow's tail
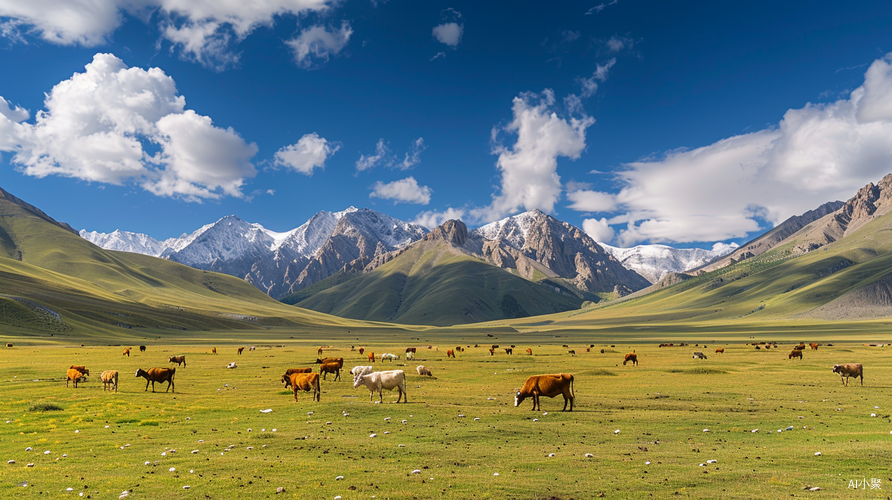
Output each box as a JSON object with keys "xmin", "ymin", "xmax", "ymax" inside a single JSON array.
[{"xmin": 569, "ymin": 373, "xmax": 576, "ymax": 402}]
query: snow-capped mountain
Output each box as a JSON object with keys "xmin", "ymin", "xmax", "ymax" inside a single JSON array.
[
  {"xmin": 81, "ymin": 207, "xmax": 428, "ymax": 299},
  {"xmin": 599, "ymin": 243, "xmax": 738, "ymax": 284}
]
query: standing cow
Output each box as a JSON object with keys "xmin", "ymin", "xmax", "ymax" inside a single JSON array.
[
  {"xmin": 832, "ymin": 363, "xmax": 863, "ymax": 386},
  {"xmin": 623, "ymin": 353, "xmax": 638, "ymax": 366},
  {"xmin": 515, "ymin": 373, "xmax": 575, "ymax": 411},
  {"xmin": 353, "ymin": 370, "xmax": 407, "ymax": 403}
]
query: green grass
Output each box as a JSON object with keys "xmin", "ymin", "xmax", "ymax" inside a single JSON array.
[{"xmin": 0, "ymin": 341, "xmax": 890, "ymax": 498}]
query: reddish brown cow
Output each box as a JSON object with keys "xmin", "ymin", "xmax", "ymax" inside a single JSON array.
[
  {"xmin": 526, "ymin": 348, "xmax": 533, "ymax": 355},
  {"xmin": 715, "ymin": 348, "xmax": 724, "ymax": 354},
  {"xmin": 832, "ymin": 363, "xmax": 863, "ymax": 386},
  {"xmin": 359, "ymin": 347, "xmax": 365, "ymax": 355},
  {"xmin": 810, "ymin": 343, "xmax": 819, "ymax": 350},
  {"xmin": 789, "ymin": 350, "xmax": 803, "ymax": 360},
  {"xmin": 168, "ymin": 355, "xmax": 186, "ymax": 367},
  {"xmin": 69, "ymin": 365, "xmax": 89, "ymax": 376},
  {"xmin": 368, "ymin": 352, "xmax": 376, "ymax": 363},
  {"xmin": 281, "ymin": 367, "xmax": 313, "ymax": 388},
  {"xmin": 136, "ymin": 367, "xmax": 175, "ymax": 392},
  {"xmin": 514, "ymin": 373, "xmax": 575, "ymax": 411},
  {"xmin": 211, "ymin": 347, "xmax": 217, "ymax": 354},
  {"xmin": 489, "ymin": 348, "xmax": 495, "ymax": 356},
  {"xmin": 66, "ymin": 368, "xmax": 85, "ymax": 388},
  {"xmin": 289, "ymin": 372, "xmax": 320, "ymax": 402},
  {"xmin": 237, "ymin": 346, "xmax": 245, "ymax": 355},
  {"xmin": 317, "ymin": 347, "xmax": 324, "ymax": 356},
  {"xmin": 122, "ymin": 347, "xmax": 131, "ymax": 357},
  {"xmin": 319, "ymin": 361, "xmax": 341, "ymax": 381},
  {"xmin": 623, "ymin": 353, "xmax": 638, "ymax": 366},
  {"xmin": 446, "ymin": 349, "xmax": 455, "ymax": 358}
]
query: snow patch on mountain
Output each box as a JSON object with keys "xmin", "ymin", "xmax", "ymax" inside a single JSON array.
[{"xmin": 599, "ymin": 242, "xmax": 738, "ymax": 283}]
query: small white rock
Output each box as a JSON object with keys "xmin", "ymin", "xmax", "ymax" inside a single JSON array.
[
  {"xmin": 62, "ymin": 454, "xmax": 67, "ymax": 457},
  {"xmin": 182, "ymin": 485, "xmax": 190, "ymax": 489},
  {"xmin": 493, "ymin": 473, "xmax": 499, "ymax": 476},
  {"xmin": 614, "ymin": 429, "xmax": 620, "ymax": 434},
  {"xmin": 25, "ymin": 447, "xmax": 31, "ymax": 451},
  {"xmin": 384, "ymin": 431, "xmax": 390, "ymax": 435},
  {"xmin": 401, "ymin": 420, "xmax": 407, "ymax": 423},
  {"xmin": 411, "ymin": 469, "xmax": 421, "ymax": 474},
  {"xmin": 585, "ymin": 454, "xmax": 594, "ymax": 458},
  {"xmin": 272, "ymin": 429, "xmax": 277, "ymax": 432},
  {"xmin": 702, "ymin": 429, "xmax": 709, "ymax": 432},
  {"xmin": 66, "ymin": 487, "xmax": 73, "ymax": 491},
  {"xmin": 474, "ymin": 418, "xmax": 480, "ymax": 421},
  {"xmin": 144, "ymin": 461, "xmax": 151, "ymax": 465},
  {"xmin": 260, "ymin": 409, "xmax": 272, "ymax": 413},
  {"xmin": 74, "ymin": 430, "xmax": 79, "ymax": 433},
  {"xmin": 369, "ymin": 433, "xmax": 377, "ymax": 438},
  {"xmin": 43, "ymin": 451, "xmax": 50, "ymax": 455},
  {"xmin": 7, "ymin": 460, "xmax": 14, "ymax": 464},
  {"xmin": 191, "ymin": 450, "xmax": 199, "ymax": 454},
  {"xmin": 871, "ymin": 413, "xmax": 877, "ymax": 417},
  {"xmin": 335, "ymin": 476, "xmax": 344, "ymax": 480},
  {"xmin": 814, "ymin": 452, "xmax": 822, "ymax": 456},
  {"xmin": 399, "ymin": 444, "xmax": 406, "ymax": 447},
  {"xmin": 169, "ymin": 467, "xmax": 176, "ymax": 472},
  {"xmin": 533, "ymin": 419, "xmax": 538, "ymax": 422},
  {"xmin": 645, "ymin": 461, "xmax": 650, "ymax": 465},
  {"xmin": 547, "ymin": 453, "xmax": 555, "ymax": 457},
  {"xmin": 706, "ymin": 460, "xmax": 717, "ymax": 464}
]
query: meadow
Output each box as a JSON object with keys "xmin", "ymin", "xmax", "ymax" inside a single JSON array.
[{"xmin": 0, "ymin": 339, "xmax": 890, "ymax": 499}]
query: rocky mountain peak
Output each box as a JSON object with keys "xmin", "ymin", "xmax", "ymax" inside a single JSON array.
[{"xmin": 425, "ymin": 219, "xmax": 468, "ymax": 246}]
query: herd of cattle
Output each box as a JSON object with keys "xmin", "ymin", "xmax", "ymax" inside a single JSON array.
[{"xmin": 58, "ymin": 341, "xmax": 867, "ymax": 410}]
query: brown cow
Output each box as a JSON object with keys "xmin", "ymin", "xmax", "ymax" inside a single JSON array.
[
  {"xmin": 715, "ymin": 348, "xmax": 724, "ymax": 354},
  {"xmin": 359, "ymin": 347, "xmax": 365, "ymax": 355},
  {"xmin": 794, "ymin": 344, "xmax": 806, "ymax": 351},
  {"xmin": 489, "ymin": 348, "xmax": 495, "ymax": 356},
  {"xmin": 789, "ymin": 350, "xmax": 803, "ymax": 360},
  {"xmin": 623, "ymin": 353, "xmax": 638, "ymax": 366},
  {"xmin": 832, "ymin": 363, "xmax": 863, "ymax": 386},
  {"xmin": 319, "ymin": 361, "xmax": 341, "ymax": 381},
  {"xmin": 237, "ymin": 346, "xmax": 245, "ymax": 355},
  {"xmin": 66, "ymin": 368, "xmax": 85, "ymax": 388},
  {"xmin": 122, "ymin": 347, "xmax": 131, "ymax": 357},
  {"xmin": 446, "ymin": 349, "xmax": 455, "ymax": 358},
  {"xmin": 100, "ymin": 370, "xmax": 118, "ymax": 393},
  {"xmin": 515, "ymin": 373, "xmax": 575, "ymax": 411},
  {"xmin": 168, "ymin": 355, "xmax": 186, "ymax": 367},
  {"xmin": 526, "ymin": 348, "xmax": 533, "ymax": 355},
  {"xmin": 69, "ymin": 365, "xmax": 90, "ymax": 376},
  {"xmin": 135, "ymin": 367, "xmax": 175, "ymax": 392},
  {"xmin": 810, "ymin": 343, "xmax": 819, "ymax": 350},
  {"xmin": 6, "ymin": 343, "xmax": 12, "ymax": 348},
  {"xmin": 568, "ymin": 350, "xmax": 576, "ymax": 356},
  {"xmin": 317, "ymin": 347, "xmax": 324, "ymax": 356},
  {"xmin": 368, "ymin": 352, "xmax": 376, "ymax": 363},
  {"xmin": 211, "ymin": 347, "xmax": 217, "ymax": 354},
  {"xmin": 315, "ymin": 357, "xmax": 344, "ymax": 365},
  {"xmin": 139, "ymin": 345, "xmax": 146, "ymax": 352},
  {"xmin": 289, "ymin": 372, "xmax": 320, "ymax": 402},
  {"xmin": 282, "ymin": 367, "xmax": 313, "ymax": 387},
  {"xmin": 505, "ymin": 348, "xmax": 513, "ymax": 355}
]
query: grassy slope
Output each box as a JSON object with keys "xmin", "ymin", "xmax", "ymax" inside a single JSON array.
[{"xmin": 297, "ymin": 241, "xmax": 583, "ymax": 326}]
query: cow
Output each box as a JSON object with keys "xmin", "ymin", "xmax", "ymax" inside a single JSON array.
[
  {"xmin": 122, "ymin": 347, "xmax": 131, "ymax": 357},
  {"xmin": 139, "ymin": 345, "xmax": 146, "ymax": 352},
  {"xmin": 359, "ymin": 347, "xmax": 365, "ymax": 355},
  {"xmin": 381, "ymin": 353, "xmax": 398, "ymax": 362},
  {"xmin": 249, "ymin": 346, "xmax": 256, "ymax": 351},
  {"xmin": 281, "ymin": 368, "xmax": 313, "ymax": 388},
  {"xmin": 405, "ymin": 347, "xmax": 417, "ymax": 356},
  {"xmin": 66, "ymin": 368, "xmax": 85, "ymax": 388},
  {"xmin": 353, "ymin": 370, "xmax": 407, "ymax": 403},
  {"xmin": 623, "ymin": 353, "xmax": 638, "ymax": 366},
  {"xmin": 755, "ymin": 345, "xmax": 761, "ymax": 350},
  {"xmin": 319, "ymin": 361, "xmax": 341, "ymax": 381},
  {"xmin": 416, "ymin": 365, "xmax": 432, "ymax": 377},
  {"xmin": 350, "ymin": 365, "xmax": 374, "ymax": 380},
  {"xmin": 458, "ymin": 346, "xmax": 465, "ymax": 353},
  {"xmin": 211, "ymin": 347, "xmax": 217, "ymax": 354},
  {"xmin": 489, "ymin": 348, "xmax": 495, "ymax": 356},
  {"xmin": 789, "ymin": 350, "xmax": 803, "ymax": 360},
  {"xmin": 568, "ymin": 350, "xmax": 576, "ymax": 356},
  {"xmin": 237, "ymin": 347, "xmax": 245, "ymax": 355},
  {"xmin": 714, "ymin": 348, "xmax": 724, "ymax": 354},
  {"xmin": 315, "ymin": 357, "xmax": 344, "ymax": 367},
  {"xmin": 794, "ymin": 344, "xmax": 806, "ymax": 351},
  {"xmin": 5, "ymin": 343, "xmax": 12, "ymax": 348},
  {"xmin": 69, "ymin": 365, "xmax": 89, "ymax": 376},
  {"xmin": 526, "ymin": 348, "xmax": 533, "ymax": 355},
  {"xmin": 764, "ymin": 345, "xmax": 771, "ymax": 349},
  {"xmin": 446, "ymin": 349, "xmax": 455, "ymax": 358},
  {"xmin": 406, "ymin": 350, "xmax": 415, "ymax": 360},
  {"xmin": 288, "ymin": 372, "xmax": 320, "ymax": 402},
  {"xmin": 100, "ymin": 370, "xmax": 118, "ymax": 393},
  {"xmin": 168, "ymin": 355, "xmax": 186, "ymax": 367},
  {"xmin": 810, "ymin": 343, "xmax": 819, "ymax": 350},
  {"xmin": 514, "ymin": 373, "xmax": 575, "ymax": 412},
  {"xmin": 505, "ymin": 348, "xmax": 513, "ymax": 355},
  {"xmin": 832, "ymin": 363, "xmax": 863, "ymax": 386},
  {"xmin": 692, "ymin": 352, "xmax": 707, "ymax": 360},
  {"xmin": 317, "ymin": 347, "xmax": 324, "ymax": 356},
  {"xmin": 368, "ymin": 352, "xmax": 376, "ymax": 363},
  {"xmin": 135, "ymin": 367, "xmax": 175, "ymax": 393}
]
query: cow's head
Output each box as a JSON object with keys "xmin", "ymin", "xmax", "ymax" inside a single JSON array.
[
  {"xmin": 514, "ymin": 391, "xmax": 523, "ymax": 407},
  {"xmin": 832, "ymin": 364, "xmax": 840, "ymax": 373},
  {"xmin": 353, "ymin": 374, "xmax": 365, "ymax": 389}
]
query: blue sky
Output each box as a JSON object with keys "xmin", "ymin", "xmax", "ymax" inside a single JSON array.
[{"xmin": 2, "ymin": 1, "xmax": 892, "ymax": 249}]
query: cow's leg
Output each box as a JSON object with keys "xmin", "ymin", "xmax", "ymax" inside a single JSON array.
[
  {"xmin": 145, "ymin": 380, "xmax": 150, "ymax": 391},
  {"xmin": 379, "ymin": 389, "xmax": 384, "ymax": 403}
]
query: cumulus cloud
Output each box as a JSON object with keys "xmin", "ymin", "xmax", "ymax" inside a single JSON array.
[
  {"xmin": 0, "ymin": 1, "xmax": 335, "ymax": 69},
  {"xmin": 355, "ymin": 137, "xmax": 426, "ymax": 172},
  {"xmin": 274, "ymin": 133, "xmax": 340, "ymax": 175},
  {"xmin": 286, "ymin": 21, "xmax": 353, "ymax": 69},
  {"xmin": 567, "ymin": 189, "xmax": 616, "ymax": 212},
  {"xmin": 586, "ymin": 53, "xmax": 892, "ymax": 246},
  {"xmin": 582, "ymin": 217, "xmax": 615, "ymax": 242},
  {"xmin": 432, "ymin": 22, "xmax": 462, "ymax": 47},
  {"xmin": 1, "ymin": 53, "xmax": 257, "ymax": 201},
  {"xmin": 370, "ymin": 177, "xmax": 432, "ymax": 204},
  {"xmin": 412, "ymin": 207, "xmax": 466, "ymax": 229},
  {"xmin": 472, "ymin": 89, "xmax": 594, "ymax": 221}
]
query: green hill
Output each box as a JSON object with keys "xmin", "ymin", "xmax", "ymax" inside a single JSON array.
[{"xmin": 296, "ymin": 239, "xmax": 583, "ymax": 326}]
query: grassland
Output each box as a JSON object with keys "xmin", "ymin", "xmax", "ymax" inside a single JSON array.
[{"xmin": 1, "ymin": 340, "xmax": 890, "ymax": 499}]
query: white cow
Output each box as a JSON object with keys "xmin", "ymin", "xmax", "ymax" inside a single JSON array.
[
  {"xmin": 416, "ymin": 365, "xmax": 432, "ymax": 376},
  {"xmin": 351, "ymin": 365, "xmax": 374, "ymax": 379},
  {"xmin": 381, "ymin": 353, "xmax": 399, "ymax": 362},
  {"xmin": 353, "ymin": 370, "xmax": 407, "ymax": 403}
]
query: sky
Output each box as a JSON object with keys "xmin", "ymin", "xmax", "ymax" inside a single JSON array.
[{"xmin": 2, "ymin": 1, "xmax": 892, "ymax": 250}]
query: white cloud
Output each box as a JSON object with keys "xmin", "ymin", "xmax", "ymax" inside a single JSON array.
[
  {"xmin": 585, "ymin": 0, "xmax": 618, "ymax": 15},
  {"xmin": 473, "ymin": 89, "xmax": 594, "ymax": 221},
  {"xmin": 602, "ymin": 53, "xmax": 892, "ymax": 246},
  {"xmin": 286, "ymin": 21, "xmax": 353, "ymax": 69},
  {"xmin": 0, "ymin": 97, "xmax": 29, "ymax": 150},
  {"xmin": 0, "ymin": 1, "xmax": 335, "ymax": 68},
  {"xmin": 578, "ymin": 58, "xmax": 616, "ymax": 98},
  {"xmin": 711, "ymin": 241, "xmax": 739, "ymax": 255},
  {"xmin": 370, "ymin": 177, "xmax": 432, "ymax": 205},
  {"xmin": 412, "ymin": 207, "xmax": 466, "ymax": 229},
  {"xmin": 356, "ymin": 137, "xmax": 425, "ymax": 172},
  {"xmin": 274, "ymin": 133, "xmax": 340, "ymax": 175},
  {"xmin": 2, "ymin": 53, "xmax": 257, "ymax": 201},
  {"xmin": 566, "ymin": 189, "xmax": 616, "ymax": 212},
  {"xmin": 582, "ymin": 217, "xmax": 615, "ymax": 243},
  {"xmin": 432, "ymin": 22, "xmax": 462, "ymax": 47}
]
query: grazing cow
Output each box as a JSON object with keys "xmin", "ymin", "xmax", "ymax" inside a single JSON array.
[
  {"xmin": 623, "ymin": 353, "xmax": 638, "ymax": 366},
  {"xmin": 692, "ymin": 352, "xmax": 707, "ymax": 360},
  {"xmin": 586, "ymin": 347, "xmax": 591, "ymax": 353},
  {"xmin": 350, "ymin": 365, "xmax": 374, "ymax": 380},
  {"xmin": 832, "ymin": 363, "xmax": 863, "ymax": 386},
  {"xmin": 514, "ymin": 373, "xmax": 575, "ymax": 412},
  {"xmin": 810, "ymin": 343, "xmax": 819, "ymax": 350},
  {"xmin": 368, "ymin": 352, "xmax": 376, "ymax": 363},
  {"xmin": 66, "ymin": 368, "xmax": 85, "ymax": 388},
  {"xmin": 211, "ymin": 347, "xmax": 217, "ymax": 354},
  {"xmin": 526, "ymin": 348, "xmax": 533, "ymax": 355},
  {"xmin": 406, "ymin": 347, "xmax": 417, "ymax": 356},
  {"xmin": 789, "ymin": 350, "xmax": 803, "ymax": 360},
  {"xmin": 281, "ymin": 368, "xmax": 313, "ymax": 388},
  {"xmin": 122, "ymin": 347, "xmax": 131, "ymax": 357},
  {"xmin": 319, "ymin": 361, "xmax": 341, "ymax": 381},
  {"xmin": 100, "ymin": 370, "xmax": 118, "ymax": 393},
  {"xmin": 755, "ymin": 345, "xmax": 761, "ymax": 350},
  {"xmin": 316, "ymin": 357, "xmax": 344, "ymax": 366},
  {"xmin": 168, "ymin": 355, "xmax": 186, "ymax": 367},
  {"xmin": 764, "ymin": 345, "xmax": 771, "ymax": 349},
  {"xmin": 715, "ymin": 348, "xmax": 724, "ymax": 354},
  {"xmin": 489, "ymin": 348, "xmax": 495, "ymax": 356},
  {"xmin": 139, "ymin": 345, "xmax": 146, "ymax": 352},
  {"xmin": 416, "ymin": 365, "xmax": 432, "ymax": 377},
  {"xmin": 446, "ymin": 349, "xmax": 455, "ymax": 358},
  {"xmin": 505, "ymin": 348, "xmax": 513, "ymax": 355},
  {"xmin": 457, "ymin": 346, "xmax": 464, "ymax": 353},
  {"xmin": 353, "ymin": 370, "xmax": 407, "ymax": 403},
  {"xmin": 568, "ymin": 350, "xmax": 576, "ymax": 356},
  {"xmin": 288, "ymin": 372, "xmax": 320, "ymax": 402},
  {"xmin": 359, "ymin": 347, "xmax": 365, "ymax": 355},
  {"xmin": 6, "ymin": 343, "xmax": 12, "ymax": 348},
  {"xmin": 135, "ymin": 367, "xmax": 175, "ymax": 393},
  {"xmin": 237, "ymin": 347, "xmax": 245, "ymax": 355},
  {"xmin": 249, "ymin": 346, "xmax": 256, "ymax": 351},
  {"xmin": 317, "ymin": 347, "xmax": 324, "ymax": 356},
  {"xmin": 69, "ymin": 365, "xmax": 90, "ymax": 376},
  {"xmin": 794, "ymin": 344, "xmax": 806, "ymax": 351},
  {"xmin": 381, "ymin": 353, "xmax": 398, "ymax": 362}
]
